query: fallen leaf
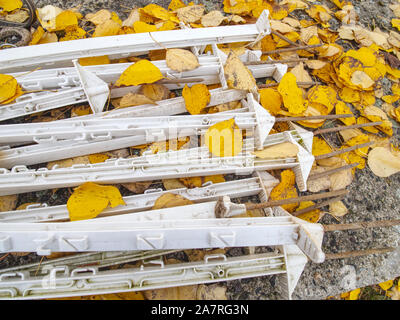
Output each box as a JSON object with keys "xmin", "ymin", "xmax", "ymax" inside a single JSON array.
[
  {"xmin": 278, "ymin": 72, "xmax": 306, "ymax": 114},
  {"xmin": 307, "ymin": 167, "xmax": 331, "ymax": 192},
  {"xmin": 0, "ymin": 195, "xmax": 18, "ymax": 212},
  {"xmin": 4, "ymin": 8, "xmax": 29, "ymax": 23},
  {"xmin": 329, "ymin": 200, "xmax": 348, "ymax": 217},
  {"xmin": 312, "ymin": 136, "xmax": 332, "ymax": 157},
  {"xmin": 139, "ymin": 84, "xmax": 170, "ymax": 101},
  {"xmin": 201, "ymin": 10, "xmax": 226, "ymax": 27},
  {"xmin": 88, "ymin": 154, "xmax": 109, "ymax": 164},
  {"xmin": 116, "ymin": 60, "xmax": 164, "ymax": 86},
  {"xmin": 166, "ymin": 48, "xmax": 200, "ymax": 72},
  {"xmin": 182, "ymin": 84, "xmax": 210, "ymax": 114},
  {"xmin": 253, "ymin": 142, "xmax": 299, "ymax": 159},
  {"xmin": 379, "ymin": 280, "xmax": 394, "ymax": 291},
  {"xmin": 162, "ymin": 178, "xmax": 186, "ymax": 190},
  {"xmin": 87, "ymin": 9, "xmax": 112, "ymax": 25},
  {"xmin": 119, "ymin": 93, "xmax": 155, "ymax": 108},
  {"xmin": 0, "ymin": 0, "xmax": 22, "ymax": 12},
  {"xmin": 259, "ymin": 88, "xmax": 282, "ymax": 116},
  {"xmin": 296, "ymin": 201, "xmax": 322, "ymax": 223},
  {"xmin": 133, "ymin": 20, "xmax": 157, "ymax": 33},
  {"xmin": 176, "ymin": 4, "xmax": 204, "ymax": 23},
  {"xmin": 368, "ymin": 147, "xmax": 400, "ymax": 177},
  {"xmin": 47, "ymin": 156, "xmax": 90, "ymax": 169},
  {"xmin": 122, "ymin": 181, "xmax": 153, "ymax": 194},
  {"xmin": 144, "ymin": 284, "xmax": 198, "ymax": 300},
  {"xmin": 204, "ymin": 118, "xmax": 243, "ymax": 157},
  {"xmin": 290, "ymin": 62, "xmax": 313, "ymax": 88},
  {"xmin": 224, "ymin": 51, "xmax": 257, "ymax": 91},
  {"xmin": 67, "ymin": 182, "xmax": 125, "ymax": 221},
  {"xmin": 152, "ymin": 193, "xmax": 193, "ymax": 209},
  {"xmin": 0, "ymin": 74, "xmax": 18, "ymax": 104},
  {"xmin": 196, "ymin": 284, "xmax": 227, "ymax": 300},
  {"xmin": 93, "ymin": 19, "xmax": 121, "ymax": 37},
  {"xmin": 78, "ymin": 56, "xmax": 110, "ymax": 66},
  {"xmin": 269, "ymin": 169, "xmax": 299, "ymax": 213}
]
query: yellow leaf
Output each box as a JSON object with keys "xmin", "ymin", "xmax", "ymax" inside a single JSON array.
[
  {"xmin": 269, "ymin": 169, "xmax": 298, "ymax": 213},
  {"xmin": 224, "ymin": 51, "xmax": 257, "ymax": 91},
  {"xmin": 0, "ymin": 74, "xmax": 18, "ymax": 104},
  {"xmin": 142, "ymin": 4, "xmax": 172, "ymax": 21},
  {"xmin": 111, "ymin": 12, "xmax": 122, "ymax": 25},
  {"xmin": 253, "ymin": 142, "xmax": 299, "ymax": 159},
  {"xmin": 307, "ymin": 85, "xmax": 338, "ymax": 114},
  {"xmin": 88, "ymin": 154, "xmax": 109, "ymax": 164},
  {"xmin": 168, "ymin": 0, "xmax": 187, "ymax": 11},
  {"xmin": 350, "ymin": 70, "xmax": 375, "ymax": 90},
  {"xmin": 166, "ymin": 48, "xmax": 199, "ymax": 72},
  {"xmin": 335, "ymin": 101, "xmax": 355, "ymax": 126},
  {"xmin": 59, "ymin": 25, "xmax": 86, "ymax": 41},
  {"xmin": 116, "ymin": 60, "xmax": 164, "ymax": 87},
  {"xmin": 132, "ymin": 20, "xmax": 157, "ymax": 33},
  {"xmin": 179, "ymin": 177, "xmax": 203, "ymax": 188},
  {"xmin": 203, "ymin": 174, "xmax": 225, "ymax": 184},
  {"xmin": 296, "ymin": 201, "xmax": 321, "ymax": 223},
  {"xmin": 290, "ymin": 63, "xmax": 313, "ymax": 88},
  {"xmin": 0, "ymin": 0, "xmax": 22, "ymax": 12},
  {"xmin": 379, "ymin": 280, "xmax": 394, "ymax": 291},
  {"xmin": 259, "ymin": 88, "xmax": 282, "ymax": 116},
  {"xmin": 312, "ymin": 136, "xmax": 332, "ymax": 157},
  {"xmin": 93, "ymin": 19, "xmax": 121, "ymax": 37},
  {"xmin": 278, "ymin": 73, "xmax": 306, "ymax": 114},
  {"xmin": 356, "ymin": 117, "xmax": 379, "ymax": 134},
  {"xmin": 162, "ymin": 178, "xmax": 186, "ymax": 190},
  {"xmin": 78, "ymin": 56, "xmax": 110, "ymax": 66},
  {"xmin": 71, "ymin": 105, "xmax": 92, "ymax": 117},
  {"xmin": 87, "ymin": 9, "xmax": 112, "ymax": 25},
  {"xmin": 67, "ymin": 182, "xmax": 125, "ymax": 221},
  {"xmin": 392, "ymin": 19, "xmax": 400, "ymax": 32},
  {"xmin": 152, "ymin": 193, "xmax": 193, "ymax": 210},
  {"xmin": 348, "ymin": 288, "xmax": 361, "ymax": 300},
  {"xmin": 368, "ymin": 147, "xmax": 400, "ymax": 177},
  {"xmin": 37, "ymin": 5, "xmax": 63, "ymax": 30},
  {"xmin": 204, "ymin": 118, "xmax": 243, "ymax": 157},
  {"xmin": 29, "ymin": 26, "xmax": 45, "ymax": 45},
  {"xmin": 182, "ymin": 84, "xmax": 210, "ymax": 115},
  {"xmin": 54, "ymin": 10, "xmax": 78, "ymax": 31},
  {"xmin": 157, "ymin": 20, "xmax": 176, "ymax": 31}
]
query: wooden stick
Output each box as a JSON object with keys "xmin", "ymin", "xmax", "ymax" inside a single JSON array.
[
  {"xmin": 271, "ymin": 30, "xmax": 301, "ymax": 47},
  {"xmin": 308, "ymin": 163, "xmax": 359, "ymax": 181},
  {"xmin": 323, "ymin": 219, "xmax": 400, "ymax": 232},
  {"xmin": 259, "ymin": 81, "xmax": 322, "ymax": 88},
  {"xmin": 262, "ymin": 44, "xmax": 324, "ymax": 55},
  {"xmin": 245, "ymin": 189, "xmax": 349, "ymax": 211},
  {"xmin": 161, "ymin": 77, "xmax": 204, "ymax": 84},
  {"xmin": 245, "ymin": 58, "xmax": 309, "ymax": 65},
  {"xmin": 325, "ymin": 247, "xmax": 396, "ymax": 260},
  {"xmin": 313, "ymin": 121, "xmax": 383, "ymax": 135},
  {"xmin": 275, "ymin": 114, "xmax": 354, "ymax": 122},
  {"xmin": 293, "ymin": 196, "xmax": 345, "ymax": 216},
  {"xmin": 314, "ymin": 142, "xmax": 374, "ymax": 161}
]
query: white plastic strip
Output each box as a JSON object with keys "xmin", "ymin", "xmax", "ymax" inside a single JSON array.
[
  {"xmin": 0, "ymin": 252, "xmax": 296, "ymax": 300},
  {"xmin": 0, "ymin": 178, "xmax": 263, "ymax": 223},
  {"xmin": 0, "ymin": 10, "xmax": 271, "ymax": 73},
  {"xmin": 0, "ymin": 214, "xmax": 325, "ymax": 263}
]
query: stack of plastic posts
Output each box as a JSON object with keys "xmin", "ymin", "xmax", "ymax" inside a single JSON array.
[{"xmin": 0, "ymin": 10, "xmax": 326, "ymax": 300}]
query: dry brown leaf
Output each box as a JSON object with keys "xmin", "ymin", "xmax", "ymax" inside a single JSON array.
[
  {"xmin": 152, "ymin": 193, "xmax": 193, "ymax": 210},
  {"xmin": 122, "ymin": 181, "xmax": 152, "ymax": 194},
  {"xmin": 122, "ymin": 9, "xmax": 140, "ymax": 27},
  {"xmin": 329, "ymin": 200, "xmax": 348, "ymax": 217},
  {"xmin": 0, "ymin": 195, "xmax": 18, "ymax": 212},
  {"xmin": 86, "ymin": 9, "xmax": 112, "ymax": 25},
  {"xmin": 47, "ymin": 156, "xmax": 90, "ymax": 169},
  {"xmin": 368, "ymin": 147, "xmax": 400, "ymax": 177},
  {"xmin": 224, "ymin": 51, "xmax": 256, "ymax": 91},
  {"xmin": 139, "ymin": 84, "xmax": 170, "ymax": 101},
  {"xmin": 307, "ymin": 167, "xmax": 331, "ymax": 193},
  {"xmin": 270, "ymin": 20, "xmax": 295, "ymax": 33},
  {"xmin": 329, "ymin": 165, "xmax": 353, "ymax": 191},
  {"xmin": 176, "ymin": 4, "xmax": 204, "ymax": 23},
  {"xmin": 119, "ymin": 93, "xmax": 155, "ymax": 108},
  {"xmin": 253, "ymin": 142, "xmax": 299, "ymax": 159},
  {"xmin": 166, "ymin": 48, "xmax": 200, "ymax": 72},
  {"xmin": 201, "ymin": 10, "xmax": 226, "ymax": 27},
  {"xmin": 196, "ymin": 284, "xmax": 227, "ymax": 300},
  {"xmin": 162, "ymin": 178, "xmax": 186, "ymax": 190},
  {"xmin": 305, "ymin": 60, "xmax": 327, "ymax": 70},
  {"xmin": 290, "ymin": 62, "xmax": 313, "ymax": 88}
]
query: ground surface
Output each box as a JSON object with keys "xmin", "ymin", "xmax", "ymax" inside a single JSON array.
[{"xmin": 1, "ymin": 0, "xmax": 399, "ymax": 300}]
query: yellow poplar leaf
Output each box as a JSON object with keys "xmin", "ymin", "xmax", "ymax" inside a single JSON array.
[
  {"xmin": 204, "ymin": 118, "xmax": 243, "ymax": 157},
  {"xmin": 179, "ymin": 177, "xmax": 203, "ymax": 188},
  {"xmin": 38, "ymin": 32, "xmax": 58, "ymax": 44},
  {"xmin": 54, "ymin": 10, "xmax": 78, "ymax": 31},
  {"xmin": 157, "ymin": 20, "xmax": 176, "ymax": 31},
  {"xmin": 259, "ymin": 88, "xmax": 282, "ymax": 116},
  {"xmin": 166, "ymin": 48, "xmax": 199, "ymax": 72},
  {"xmin": 88, "ymin": 154, "xmax": 109, "ymax": 164},
  {"xmin": 278, "ymin": 73, "xmax": 306, "ymax": 114},
  {"xmin": 71, "ymin": 105, "xmax": 92, "ymax": 117},
  {"xmin": 139, "ymin": 84, "xmax": 170, "ymax": 101},
  {"xmin": 168, "ymin": 0, "xmax": 187, "ymax": 11},
  {"xmin": 307, "ymin": 85, "xmax": 338, "ymax": 114},
  {"xmin": 274, "ymin": 31, "xmax": 300, "ymax": 48},
  {"xmin": 224, "ymin": 51, "xmax": 256, "ymax": 91},
  {"xmin": 290, "ymin": 63, "xmax": 313, "ymax": 88},
  {"xmin": 67, "ymin": 182, "xmax": 125, "ymax": 221},
  {"xmin": 0, "ymin": 0, "xmax": 22, "ymax": 12},
  {"xmin": 270, "ymin": 20, "xmax": 295, "ymax": 33},
  {"xmin": 0, "ymin": 74, "xmax": 18, "ymax": 104},
  {"xmin": 307, "ymin": 167, "xmax": 331, "ymax": 192},
  {"xmin": 329, "ymin": 164, "xmax": 353, "ymax": 190},
  {"xmin": 79, "ymin": 56, "xmax": 110, "ymax": 66},
  {"xmin": 305, "ymin": 60, "xmax": 327, "ymax": 70},
  {"xmin": 60, "ymin": 25, "xmax": 86, "ymax": 41},
  {"xmin": 356, "ymin": 117, "xmax": 379, "ymax": 134},
  {"xmin": 368, "ymin": 147, "xmax": 400, "ymax": 177},
  {"xmin": 176, "ymin": 5, "xmax": 204, "ymax": 23},
  {"xmin": 37, "ymin": 5, "xmax": 63, "ymax": 30},
  {"xmin": 379, "ymin": 280, "xmax": 394, "ymax": 291},
  {"xmin": 382, "ymin": 95, "xmax": 400, "ymax": 104},
  {"xmin": 203, "ymin": 174, "xmax": 225, "ymax": 184},
  {"xmin": 296, "ymin": 201, "xmax": 322, "ymax": 223},
  {"xmin": 269, "ymin": 169, "xmax": 299, "ymax": 213},
  {"xmin": 133, "ymin": 20, "xmax": 157, "ymax": 33},
  {"xmin": 29, "ymin": 26, "xmax": 45, "ymax": 45},
  {"xmin": 348, "ymin": 288, "xmax": 361, "ymax": 300},
  {"xmin": 0, "ymin": 195, "xmax": 18, "ymax": 212},
  {"xmin": 116, "ymin": 60, "xmax": 164, "ymax": 86},
  {"xmin": 5, "ymin": 9, "xmax": 29, "ymax": 23},
  {"xmin": 152, "ymin": 193, "xmax": 193, "ymax": 210},
  {"xmin": 142, "ymin": 4, "xmax": 171, "ymax": 21},
  {"xmin": 253, "ymin": 142, "xmax": 299, "ymax": 159},
  {"xmin": 392, "ymin": 19, "xmax": 400, "ymax": 32},
  {"xmin": 201, "ymin": 10, "xmax": 226, "ymax": 27},
  {"xmin": 336, "ymin": 101, "xmax": 356, "ymax": 126},
  {"xmin": 122, "ymin": 9, "xmax": 140, "ymax": 27},
  {"xmin": 119, "ymin": 93, "xmax": 155, "ymax": 108},
  {"xmin": 312, "ymin": 136, "xmax": 332, "ymax": 157},
  {"xmin": 182, "ymin": 84, "xmax": 210, "ymax": 115},
  {"xmin": 111, "ymin": 12, "xmax": 122, "ymax": 25},
  {"xmin": 92, "ymin": 19, "xmax": 121, "ymax": 37},
  {"xmin": 345, "ymin": 134, "xmax": 370, "ymax": 158}
]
